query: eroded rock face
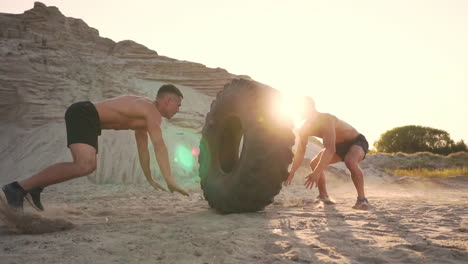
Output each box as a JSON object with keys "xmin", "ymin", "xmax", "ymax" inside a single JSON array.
[
  {"xmin": 0, "ymin": 2, "xmax": 250, "ymax": 185},
  {"xmin": 0, "ymin": 2, "xmax": 248, "ymax": 129}
]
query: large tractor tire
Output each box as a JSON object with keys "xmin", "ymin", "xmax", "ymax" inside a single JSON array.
[{"xmin": 199, "ymin": 79, "xmax": 295, "ymax": 214}]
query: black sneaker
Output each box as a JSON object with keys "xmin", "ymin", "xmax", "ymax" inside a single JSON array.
[
  {"xmin": 25, "ymin": 187, "xmax": 44, "ymax": 211},
  {"xmin": 0, "ymin": 182, "xmax": 26, "ymax": 210}
]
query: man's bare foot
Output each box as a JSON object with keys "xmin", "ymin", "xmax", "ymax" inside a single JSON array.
[
  {"xmin": 314, "ymin": 195, "xmax": 336, "ymax": 204},
  {"xmin": 352, "ymin": 197, "xmax": 369, "ymax": 210}
]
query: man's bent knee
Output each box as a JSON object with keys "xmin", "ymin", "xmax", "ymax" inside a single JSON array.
[
  {"xmin": 344, "ymin": 158, "xmax": 359, "ymax": 170},
  {"xmin": 75, "ymin": 160, "xmax": 97, "ymax": 176}
]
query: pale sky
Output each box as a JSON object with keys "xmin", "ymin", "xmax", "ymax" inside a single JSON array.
[{"xmin": 1, "ymin": 0, "xmax": 467, "ymax": 146}]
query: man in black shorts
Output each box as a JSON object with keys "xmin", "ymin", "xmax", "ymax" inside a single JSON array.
[
  {"xmin": 283, "ymin": 97, "xmax": 370, "ymax": 210},
  {"xmin": 65, "ymin": 101, "xmax": 102, "ymax": 153},
  {"xmin": 1, "ymin": 84, "xmax": 189, "ymax": 211}
]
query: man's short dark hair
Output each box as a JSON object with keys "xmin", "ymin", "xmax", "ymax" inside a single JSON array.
[{"xmin": 157, "ymin": 84, "xmax": 183, "ymax": 98}]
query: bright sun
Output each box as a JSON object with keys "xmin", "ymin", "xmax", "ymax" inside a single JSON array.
[{"xmin": 277, "ymin": 93, "xmax": 306, "ymax": 128}]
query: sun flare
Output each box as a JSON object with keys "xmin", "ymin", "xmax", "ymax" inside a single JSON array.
[{"xmin": 277, "ymin": 93, "xmax": 306, "ymax": 128}]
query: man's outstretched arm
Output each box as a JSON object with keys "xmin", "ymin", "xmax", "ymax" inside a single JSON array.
[
  {"xmin": 284, "ymin": 130, "xmax": 308, "ymax": 185},
  {"xmin": 143, "ymin": 107, "xmax": 189, "ymax": 196},
  {"xmin": 135, "ymin": 129, "xmax": 167, "ymax": 191},
  {"xmin": 305, "ymin": 118, "xmax": 336, "ymax": 188}
]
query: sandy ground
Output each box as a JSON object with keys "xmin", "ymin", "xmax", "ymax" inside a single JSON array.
[{"xmin": 0, "ymin": 176, "xmax": 467, "ymax": 264}]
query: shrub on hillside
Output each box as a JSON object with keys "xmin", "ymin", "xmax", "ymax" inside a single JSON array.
[{"xmin": 374, "ymin": 125, "xmax": 467, "ymax": 155}]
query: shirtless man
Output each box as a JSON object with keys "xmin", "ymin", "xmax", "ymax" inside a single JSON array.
[
  {"xmin": 284, "ymin": 97, "xmax": 370, "ymax": 210},
  {"xmin": 1, "ymin": 84, "xmax": 189, "ymax": 211}
]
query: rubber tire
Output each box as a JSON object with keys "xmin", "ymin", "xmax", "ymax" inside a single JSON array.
[{"xmin": 199, "ymin": 79, "xmax": 295, "ymax": 214}]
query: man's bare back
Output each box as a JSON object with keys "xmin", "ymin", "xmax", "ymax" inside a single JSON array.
[
  {"xmin": 303, "ymin": 113, "xmax": 359, "ymax": 143},
  {"xmin": 94, "ymin": 96, "xmax": 157, "ymax": 131}
]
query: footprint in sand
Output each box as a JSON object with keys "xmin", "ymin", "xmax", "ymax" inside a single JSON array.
[
  {"xmin": 363, "ymin": 222, "xmax": 380, "ymax": 228},
  {"xmin": 93, "ymin": 210, "xmax": 114, "ymax": 217},
  {"xmin": 63, "ymin": 209, "xmax": 87, "ymax": 216}
]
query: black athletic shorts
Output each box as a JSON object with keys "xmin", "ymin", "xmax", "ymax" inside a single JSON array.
[
  {"xmin": 335, "ymin": 134, "xmax": 369, "ymax": 160},
  {"xmin": 65, "ymin": 101, "xmax": 101, "ymax": 152}
]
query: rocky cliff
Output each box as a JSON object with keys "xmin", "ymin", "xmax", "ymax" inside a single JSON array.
[{"xmin": 0, "ymin": 2, "xmax": 249, "ymax": 129}]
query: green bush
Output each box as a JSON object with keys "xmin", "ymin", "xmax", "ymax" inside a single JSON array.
[{"xmin": 374, "ymin": 125, "xmax": 467, "ymax": 155}]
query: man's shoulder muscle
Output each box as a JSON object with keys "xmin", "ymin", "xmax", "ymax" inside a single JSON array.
[
  {"xmin": 319, "ymin": 113, "xmax": 337, "ymax": 123},
  {"xmin": 133, "ymin": 99, "xmax": 157, "ymax": 114},
  {"xmin": 302, "ymin": 113, "xmax": 336, "ymax": 138},
  {"xmin": 134, "ymin": 100, "xmax": 161, "ymax": 128}
]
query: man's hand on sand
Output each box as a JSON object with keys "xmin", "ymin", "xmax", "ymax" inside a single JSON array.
[
  {"xmin": 304, "ymin": 171, "xmax": 320, "ymax": 189},
  {"xmin": 283, "ymin": 172, "xmax": 295, "ymax": 186},
  {"xmin": 148, "ymin": 179, "xmax": 168, "ymax": 192},
  {"xmin": 167, "ymin": 183, "xmax": 189, "ymax": 196}
]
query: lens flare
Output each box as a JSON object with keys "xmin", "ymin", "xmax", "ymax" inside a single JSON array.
[
  {"xmin": 191, "ymin": 147, "xmax": 199, "ymax": 156},
  {"xmin": 198, "ymin": 138, "xmax": 211, "ymax": 180},
  {"xmin": 174, "ymin": 144, "xmax": 194, "ymax": 171},
  {"xmin": 276, "ymin": 93, "xmax": 306, "ymax": 128}
]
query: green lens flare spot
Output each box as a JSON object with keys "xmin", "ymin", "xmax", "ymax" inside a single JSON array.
[{"xmin": 175, "ymin": 144, "xmax": 194, "ymax": 171}]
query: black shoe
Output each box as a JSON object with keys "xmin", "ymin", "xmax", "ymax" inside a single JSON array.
[
  {"xmin": 0, "ymin": 182, "xmax": 26, "ymax": 210},
  {"xmin": 25, "ymin": 187, "xmax": 44, "ymax": 211}
]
